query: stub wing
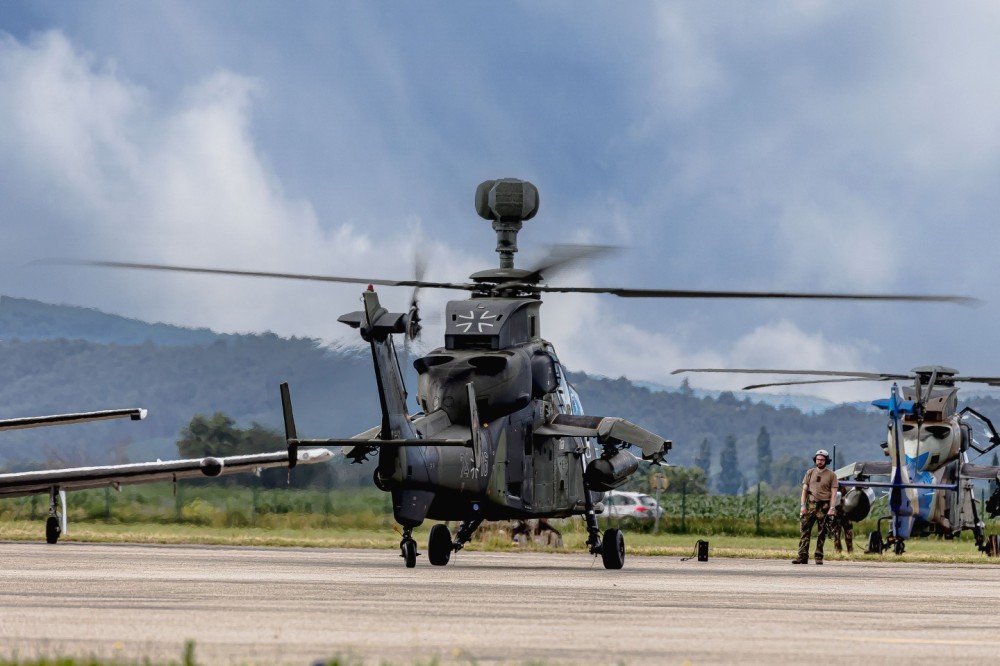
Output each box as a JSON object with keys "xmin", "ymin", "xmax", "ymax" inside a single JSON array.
[
  {"xmin": 0, "ymin": 408, "xmax": 147, "ymax": 432},
  {"xmin": 960, "ymin": 462, "xmax": 1000, "ymax": 481},
  {"xmin": 299, "ymin": 429, "xmax": 471, "ymax": 464},
  {"xmin": 0, "ymin": 448, "xmax": 332, "ymax": 499},
  {"xmin": 535, "ymin": 414, "xmax": 671, "ymax": 463}
]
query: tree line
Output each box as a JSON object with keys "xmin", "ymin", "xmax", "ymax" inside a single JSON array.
[{"xmin": 7, "ymin": 295, "xmax": 1000, "ymax": 492}]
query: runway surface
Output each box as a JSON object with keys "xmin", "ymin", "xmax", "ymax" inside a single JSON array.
[{"xmin": 2, "ymin": 542, "xmax": 1000, "ymax": 665}]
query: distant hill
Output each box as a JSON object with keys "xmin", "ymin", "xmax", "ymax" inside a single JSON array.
[
  {"xmin": 4, "ymin": 296, "xmax": 1000, "ymax": 491},
  {"xmin": 566, "ymin": 372, "xmax": 884, "ymax": 471},
  {"xmin": 0, "ymin": 295, "xmax": 225, "ymax": 346},
  {"xmin": 0, "ymin": 334, "xmax": 378, "ymax": 464},
  {"xmin": 0, "ymin": 296, "xmax": 379, "ymax": 467}
]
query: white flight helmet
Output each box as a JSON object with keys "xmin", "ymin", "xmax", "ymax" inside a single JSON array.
[{"xmin": 814, "ymin": 449, "xmax": 831, "ymax": 463}]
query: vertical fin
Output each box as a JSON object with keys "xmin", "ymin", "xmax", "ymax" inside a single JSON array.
[
  {"xmin": 362, "ymin": 291, "xmax": 394, "ymax": 439},
  {"xmin": 358, "ymin": 289, "xmax": 417, "ymax": 440}
]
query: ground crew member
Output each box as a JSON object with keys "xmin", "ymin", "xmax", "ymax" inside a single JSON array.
[
  {"xmin": 793, "ymin": 449, "xmax": 838, "ymax": 565},
  {"xmin": 832, "ymin": 491, "xmax": 854, "ymax": 555}
]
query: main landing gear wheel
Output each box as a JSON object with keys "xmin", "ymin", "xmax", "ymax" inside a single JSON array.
[
  {"xmin": 45, "ymin": 515, "xmax": 61, "ymax": 544},
  {"xmin": 866, "ymin": 531, "xmax": 883, "ymax": 555},
  {"xmin": 601, "ymin": 528, "xmax": 625, "ymax": 570},
  {"xmin": 428, "ymin": 523, "xmax": 453, "ymax": 566},
  {"xmin": 893, "ymin": 539, "xmax": 906, "ymax": 556}
]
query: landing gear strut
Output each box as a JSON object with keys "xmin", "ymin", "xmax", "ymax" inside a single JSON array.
[
  {"xmin": 454, "ymin": 518, "xmax": 482, "ymax": 552},
  {"xmin": 46, "ymin": 486, "xmax": 62, "ymax": 545},
  {"xmin": 866, "ymin": 530, "xmax": 906, "ymax": 555},
  {"xmin": 400, "ymin": 527, "xmax": 418, "ymax": 568},
  {"xmin": 582, "ymin": 486, "xmax": 603, "ymax": 555},
  {"xmin": 581, "ymin": 467, "xmax": 625, "ymax": 569}
]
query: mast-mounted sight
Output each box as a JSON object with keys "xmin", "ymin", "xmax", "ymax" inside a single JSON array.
[{"xmin": 475, "ymin": 178, "xmax": 539, "ymax": 269}]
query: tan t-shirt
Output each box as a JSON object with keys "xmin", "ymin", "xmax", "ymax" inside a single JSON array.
[{"xmin": 803, "ymin": 467, "xmax": 838, "ymax": 502}]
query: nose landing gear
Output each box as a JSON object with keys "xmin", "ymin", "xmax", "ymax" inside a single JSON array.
[{"xmin": 400, "ymin": 527, "xmax": 418, "ymax": 568}]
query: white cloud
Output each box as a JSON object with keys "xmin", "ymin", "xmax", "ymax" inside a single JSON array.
[
  {"xmin": 729, "ymin": 319, "xmax": 872, "ymax": 368},
  {"xmin": 2, "ymin": 6, "xmax": 999, "ymax": 408},
  {"xmin": 0, "ymin": 30, "xmax": 486, "ymax": 342},
  {"xmin": 0, "ymin": 32, "xmax": 142, "ymax": 216},
  {"xmin": 543, "ymin": 281, "xmax": 877, "ymax": 401}
]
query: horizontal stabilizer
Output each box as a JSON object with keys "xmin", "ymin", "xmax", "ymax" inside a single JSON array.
[
  {"xmin": 337, "ymin": 309, "xmax": 407, "ymax": 338},
  {"xmin": 872, "ymin": 392, "xmax": 916, "ymax": 417},
  {"xmin": 535, "ymin": 414, "xmax": 671, "ymax": 462}
]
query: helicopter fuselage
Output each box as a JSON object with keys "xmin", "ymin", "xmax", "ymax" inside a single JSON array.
[
  {"xmin": 377, "ymin": 400, "xmax": 595, "ymax": 524},
  {"xmin": 886, "ymin": 416, "xmax": 967, "ymax": 537},
  {"xmin": 877, "ymin": 384, "xmax": 978, "ymax": 539},
  {"xmin": 337, "ymin": 290, "xmax": 634, "ymax": 529}
]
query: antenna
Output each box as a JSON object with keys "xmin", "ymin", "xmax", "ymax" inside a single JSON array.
[{"xmin": 475, "ymin": 178, "xmax": 539, "ymax": 269}]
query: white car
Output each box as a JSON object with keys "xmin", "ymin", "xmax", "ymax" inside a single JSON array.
[{"xmin": 602, "ymin": 490, "xmax": 664, "ymax": 520}]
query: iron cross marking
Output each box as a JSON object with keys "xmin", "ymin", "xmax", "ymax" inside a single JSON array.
[{"xmin": 456, "ymin": 308, "xmax": 499, "ymax": 333}]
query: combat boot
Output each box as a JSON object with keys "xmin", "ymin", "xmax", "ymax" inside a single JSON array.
[{"xmin": 791, "ymin": 557, "xmax": 807, "ymax": 564}]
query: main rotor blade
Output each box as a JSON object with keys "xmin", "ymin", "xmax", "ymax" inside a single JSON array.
[
  {"xmin": 741, "ymin": 377, "xmax": 889, "ymax": 391},
  {"xmin": 47, "ymin": 259, "xmax": 981, "ymax": 306},
  {"xmin": 534, "ymin": 285, "xmax": 979, "ymax": 305},
  {"xmin": 49, "ymin": 260, "xmax": 480, "ymax": 292},
  {"xmin": 671, "ymin": 368, "xmax": 909, "ymax": 380},
  {"xmin": 523, "ymin": 244, "xmax": 620, "ymax": 282},
  {"xmin": 948, "ymin": 376, "xmax": 1000, "ymax": 386},
  {"xmin": 674, "ymin": 367, "xmax": 1000, "ymax": 389}
]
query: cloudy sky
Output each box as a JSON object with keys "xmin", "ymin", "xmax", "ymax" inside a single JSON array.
[{"xmin": 1, "ymin": 2, "xmax": 998, "ymax": 402}]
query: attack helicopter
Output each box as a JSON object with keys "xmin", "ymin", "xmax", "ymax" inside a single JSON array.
[
  {"xmin": 673, "ymin": 366, "xmax": 1000, "ymax": 555},
  {"xmin": 66, "ymin": 178, "xmax": 974, "ymax": 568}
]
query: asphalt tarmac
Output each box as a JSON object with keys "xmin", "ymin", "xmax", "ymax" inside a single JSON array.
[{"xmin": 2, "ymin": 541, "xmax": 999, "ymax": 665}]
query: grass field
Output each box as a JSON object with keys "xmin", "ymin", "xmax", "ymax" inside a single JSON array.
[
  {"xmin": 3, "ymin": 516, "xmax": 998, "ymax": 564},
  {"xmin": 2, "ymin": 483, "xmax": 998, "ymax": 564}
]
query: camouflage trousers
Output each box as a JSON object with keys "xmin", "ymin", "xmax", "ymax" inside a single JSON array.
[
  {"xmin": 833, "ymin": 515, "xmax": 853, "ymax": 554},
  {"xmin": 798, "ymin": 500, "xmax": 832, "ymax": 562}
]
